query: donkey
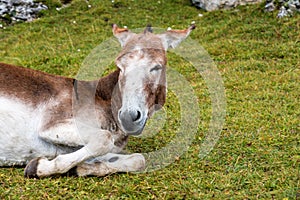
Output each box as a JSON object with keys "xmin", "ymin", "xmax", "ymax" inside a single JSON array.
[{"xmin": 0, "ymin": 24, "xmax": 195, "ymax": 178}]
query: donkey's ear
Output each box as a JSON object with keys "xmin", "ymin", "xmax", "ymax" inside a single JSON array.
[
  {"xmin": 112, "ymin": 24, "xmax": 135, "ymax": 47},
  {"xmin": 158, "ymin": 24, "xmax": 196, "ymax": 50}
]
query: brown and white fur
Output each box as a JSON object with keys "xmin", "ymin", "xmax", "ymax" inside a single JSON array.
[{"xmin": 0, "ymin": 24, "xmax": 195, "ymax": 178}]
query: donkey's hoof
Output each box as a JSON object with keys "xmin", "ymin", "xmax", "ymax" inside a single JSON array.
[{"xmin": 24, "ymin": 157, "xmax": 41, "ymax": 178}]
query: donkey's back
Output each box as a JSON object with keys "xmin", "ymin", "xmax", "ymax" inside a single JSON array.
[
  {"xmin": 0, "ymin": 63, "xmax": 75, "ymax": 166},
  {"xmin": 0, "ymin": 63, "xmax": 73, "ymax": 104}
]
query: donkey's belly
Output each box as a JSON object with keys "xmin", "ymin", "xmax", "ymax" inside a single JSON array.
[{"xmin": 0, "ymin": 97, "xmax": 63, "ymax": 166}]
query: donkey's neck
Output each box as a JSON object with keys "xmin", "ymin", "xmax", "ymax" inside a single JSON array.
[{"xmin": 95, "ymin": 69, "xmax": 120, "ymax": 101}]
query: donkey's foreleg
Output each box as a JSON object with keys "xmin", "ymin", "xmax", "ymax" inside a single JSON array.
[
  {"xmin": 24, "ymin": 130, "xmax": 114, "ymax": 178},
  {"xmin": 71, "ymin": 153, "xmax": 145, "ymax": 177}
]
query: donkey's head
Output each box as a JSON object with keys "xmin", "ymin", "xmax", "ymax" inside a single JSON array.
[{"xmin": 112, "ymin": 24, "xmax": 195, "ymax": 135}]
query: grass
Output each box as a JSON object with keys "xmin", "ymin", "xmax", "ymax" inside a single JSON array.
[{"xmin": 0, "ymin": 0, "xmax": 299, "ymax": 199}]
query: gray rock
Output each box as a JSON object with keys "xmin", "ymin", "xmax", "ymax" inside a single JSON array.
[
  {"xmin": 264, "ymin": 0, "xmax": 300, "ymax": 18},
  {"xmin": 190, "ymin": 0, "xmax": 299, "ymax": 18},
  {"xmin": 0, "ymin": 0, "xmax": 48, "ymax": 22},
  {"xmin": 265, "ymin": 0, "xmax": 276, "ymax": 11},
  {"xmin": 190, "ymin": 0, "xmax": 262, "ymax": 11}
]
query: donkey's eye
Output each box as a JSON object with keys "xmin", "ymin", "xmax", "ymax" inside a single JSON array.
[{"xmin": 150, "ymin": 65, "xmax": 162, "ymax": 72}]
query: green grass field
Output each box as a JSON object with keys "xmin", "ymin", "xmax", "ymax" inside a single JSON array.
[{"xmin": 0, "ymin": 0, "xmax": 299, "ymax": 199}]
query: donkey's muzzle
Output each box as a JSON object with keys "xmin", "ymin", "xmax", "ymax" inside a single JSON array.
[{"xmin": 118, "ymin": 109, "xmax": 146, "ymax": 135}]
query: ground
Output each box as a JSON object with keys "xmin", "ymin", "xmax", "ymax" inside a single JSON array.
[{"xmin": 0, "ymin": 0, "xmax": 299, "ymax": 199}]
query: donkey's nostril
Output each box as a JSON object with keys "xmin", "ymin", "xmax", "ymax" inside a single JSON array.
[
  {"xmin": 135, "ymin": 110, "xmax": 141, "ymax": 121},
  {"xmin": 130, "ymin": 110, "xmax": 141, "ymax": 122}
]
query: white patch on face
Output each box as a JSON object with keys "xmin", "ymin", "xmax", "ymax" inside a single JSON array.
[
  {"xmin": 118, "ymin": 50, "xmax": 163, "ymax": 108},
  {"xmin": 118, "ymin": 53, "xmax": 147, "ymax": 111}
]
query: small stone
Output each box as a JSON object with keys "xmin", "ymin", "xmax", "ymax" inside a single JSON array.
[
  {"xmin": 265, "ymin": 1, "xmax": 275, "ymax": 12},
  {"xmin": 278, "ymin": 6, "xmax": 289, "ymax": 18}
]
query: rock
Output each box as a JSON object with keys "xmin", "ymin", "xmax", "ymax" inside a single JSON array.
[
  {"xmin": 190, "ymin": 0, "xmax": 299, "ymax": 18},
  {"xmin": 265, "ymin": 0, "xmax": 276, "ymax": 12},
  {"xmin": 0, "ymin": 0, "xmax": 48, "ymax": 23},
  {"xmin": 190, "ymin": 0, "xmax": 263, "ymax": 11},
  {"xmin": 264, "ymin": 0, "xmax": 300, "ymax": 18}
]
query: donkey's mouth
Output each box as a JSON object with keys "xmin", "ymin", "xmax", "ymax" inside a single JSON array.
[
  {"xmin": 124, "ymin": 124, "xmax": 146, "ymax": 135},
  {"xmin": 120, "ymin": 119, "xmax": 147, "ymax": 136},
  {"xmin": 121, "ymin": 117, "xmax": 147, "ymax": 135}
]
